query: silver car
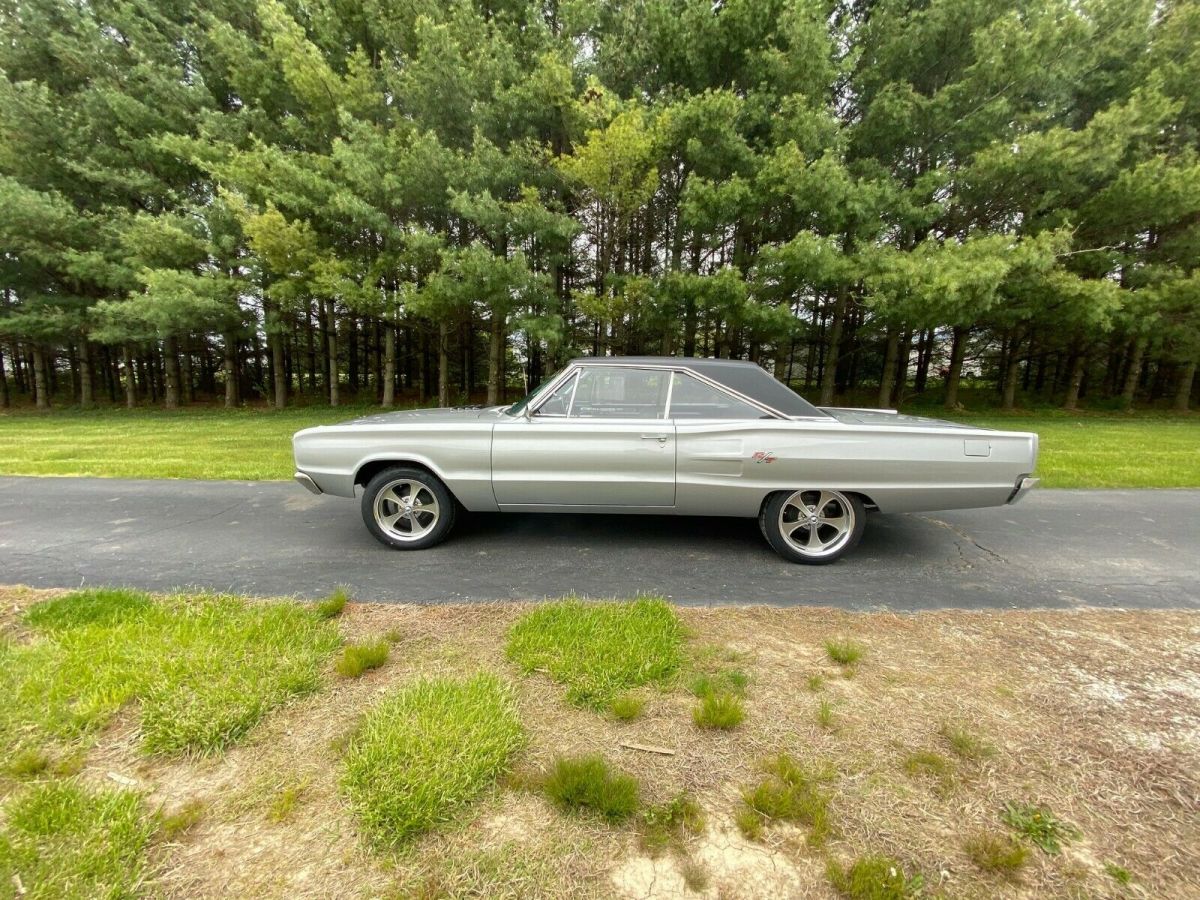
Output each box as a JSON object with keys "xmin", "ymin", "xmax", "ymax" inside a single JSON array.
[{"xmin": 292, "ymin": 357, "xmax": 1038, "ymax": 564}]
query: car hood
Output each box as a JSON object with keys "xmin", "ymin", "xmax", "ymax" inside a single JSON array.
[{"xmin": 338, "ymin": 406, "xmax": 508, "ymax": 426}]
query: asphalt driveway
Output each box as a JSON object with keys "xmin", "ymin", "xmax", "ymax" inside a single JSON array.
[{"xmin": 0, "ymin": 477, "xmax": 1196, "ymax": 609}]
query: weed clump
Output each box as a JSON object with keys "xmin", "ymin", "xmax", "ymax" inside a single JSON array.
[
  {"xmin": 738, "ymin": 754, "xmax": 833, "ymax": 846},
  {"xmin": 1002, "ymin": 801, "xmax": 1080, "ymax": 854},
  {"xmin": 314, "ymin": 588, "xmax": 349, "ymax": 619},
  {"xmin": 827, "ymin": 854, "xmax": 923, "ymax": 899},
  {"xmin": 693, "ymin": 692, "xmax": 745, "ymax": 729},
  {"xmin": 542, "ymin": 754, "xmax": 639, "ymax": 822},
  {"xmin": 964, "ymin": 831, "xmax": 1027, "ymax": 877},
  {"xmin": 335, "ymin": 640, "xmax": 390, "ymax": 678},
  {"xmin": 825, "ymin": 639, "xmax": 864, "ymax": 666}
]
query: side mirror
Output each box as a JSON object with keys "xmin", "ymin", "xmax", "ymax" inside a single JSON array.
[{"xmin": 522, "ymin": 404, "xmax": 533, "ymax": 421}]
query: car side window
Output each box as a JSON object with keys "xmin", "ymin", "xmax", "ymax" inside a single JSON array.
[
  {"xmin": 569, "ymin": 368, "xmax": 669, "ymax": 419},
  {"xmin": 668, "ymin": 372, "xmax": 766, "ymax": 419},
  {"xmin": 533, "ymin": 372, "xmax": 578, "ymax": 417}
]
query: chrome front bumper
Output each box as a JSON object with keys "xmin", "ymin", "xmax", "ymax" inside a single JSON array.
[
  {"xmin": 1007, "ymin": 475, "xmax": 1039, "ymax": 504},
  {"xmin": 294, "ymin": 471, "xmax": 323, "ymax": 495}
]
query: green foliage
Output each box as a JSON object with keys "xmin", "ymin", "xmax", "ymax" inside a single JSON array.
[
  {"xmin": 341, "ymin": 674, "xmax": 524, "ymax": 848},
  {"xmin": 506, "ymin": 597, "xmax": 683, "ymax": 709},
  {"xmin": 825, "ymin": 639, "xmax": 864, "ymax": 666},
  {"xmin": 739, "ymin": 754, "xmax": 833, "ymax": 846},
  {"xmin": 1105, "ymin": 861, "xmax": 1132, "ymax": 885},
  {"xmin": 1002, "ymin": 802, "xmax": 1082, "ymax": 854},
  {"xmin": 541, "ymin": 755, "xmax": 639, "ymax": 823},
  {"xmin": 692, "ymin": 693, "xmax": 745, "ymax": 730},
  {"xmin": 964, "ymin": 831, "xmax": 1028, "ymax": 878},
  {"xmin": 940, "ymin": 723, "xmax": 995, "ymax": 761},
  {"xmin": 157, "ymin": 799, "xmax": 206, "ymax": 840},
  {"xmin": 335, "ymin": 640, "xmax": 390, "ymax": 678},
  {"xmin": 902, "ymin": 751, "xmax": 952, "ymax": 780},
  {"xmin": 314, "ymin": 588, "xmax": 348, "ymax": 619},
  {"xmin": 639, "ymin": 793, "xmax": 705, "ymax": 856},
  {"xmin": 827, "ymin": 855, "xmax": 923, "ymax": 899},
  {"xmin": 0, "ymin": 781, "xmax": 157, "ymax": 900},
  {"xmin": 609, "ymin": 694, "xmax": 645, "ymax": 721},
  {"xmin": 0, "ymin": 589, "xmax": 340, "ymax": 756}
]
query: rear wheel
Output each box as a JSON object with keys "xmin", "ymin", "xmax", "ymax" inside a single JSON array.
[
  {"xmin": 760, "ymin": 489, "xmax": 865, "ymax": 564},
  {"xmin": 361, "ymin": 466, "xmax": 456, "ymax": 550}
]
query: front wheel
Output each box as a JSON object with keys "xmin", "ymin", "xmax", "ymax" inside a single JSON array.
[
  {"xmin": 760, "ymin": 489, "xmax": 865, "ymax": 564},
  {"xmin": 361, "ymin": 466, "xmax": 456, "ymax": 550}
]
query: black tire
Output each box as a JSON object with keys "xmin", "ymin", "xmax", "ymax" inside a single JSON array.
[
  {"xmin": 361, "ymin": 466, "xmax": 456, "ymax": 550},
  {"xmin": 760, "ymin": 489, "xmax": 866, "ymax": 564}
]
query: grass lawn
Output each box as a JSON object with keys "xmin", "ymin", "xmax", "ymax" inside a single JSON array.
[
  {"xmin": 0, "ymin": 403, "xmax": 1197, "ymax": 488},
  {"xmin": 2, "ymin": 586, "xmax": 1197, "ymax": 899}
]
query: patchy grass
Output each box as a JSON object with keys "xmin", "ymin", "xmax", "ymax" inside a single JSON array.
[
  {"xmin": 688, "ymin": 669, "xmax": 748, "ymax": 699},
  {"xmin": 964, "ymin": 831, "xmax": 1028, "ymax": 878},
  {"xmin": 0, "ymin": 780, "xmax": 157, "ymax": 899},
  {"xmin": 825, "ymin": 638, "xmax": 864, "ymax": 666},
  {"xmin": 638, "ymin": 792, "xmax": 705, "ymax": 856},
  {"xmin": 680, "ymin": 856, "xmax": 710, "ymax": 891},
  {"xmin": 314, "ymin": 588, "xmax": 348, "ymax": 620},
  {"xmin": 940, "ymin": 722, "xmax": 995, "ymax": 761},
  {"xmin": 1002, "ymin": 801, "xmax": 1081, "ymax": 854},
  {"xmin": 267, "ymin": 777, "xmax": 310, "ymax": 823},
  {"xmin": 827, "ymin": 854, "xmax": 923, "ymax": 899},
  {"xmin": 902, "ymin": 750, "xmax": 952, "ymax": 780},
  {"xmin": 542, "ymin": 755, "xmax": 640, "ymax": 823},
  {"xmin": 739, "ymin": 754, "xmax": 833, "ymax": 847},
  {"xmin": 335, "ymin": 639, "xmax": 390, "ymax": 678},
  {"xmin": 0, "ymin": 589, "xmax": 340, "ymax": 756},
  {"xmin": 609, "ymin": 693, "xmax": 645, "ymax": 721},
  {"xmin": 506, "ymin": 597, "xmax": 683, "ymax": 709},
  {"xmin": 341, "ymin": 674, "xmax": 524, "ymax": 848},
  {"xmin": 157, "ymin": 798, "xmax": 206, "ymax": 840},
  {"xmin": 1105, "ymin": 861, "xmax": 1133, "ymax": 885},
  {"xmin": 6, "ymin": 749, "xmax": 51, "ymax": 779},
  {"xmin": 817, "ymin": 698, "xmax": 836, "ymax": 730},
  {"xmin": 692, "ymin": 692, "xmax": 745, "ymax": 730},
  {"xmin": 0, "ymin": 587, "xmax": 1195, "ymax": 898},
  {"xmin": 807, "ymin": 673, "xmax": 825, "ymax": 692}
]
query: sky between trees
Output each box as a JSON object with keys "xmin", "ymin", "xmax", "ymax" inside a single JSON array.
[{"xmin": 0, "ymin": 0, "xmax": 1197, "ymax": 412}]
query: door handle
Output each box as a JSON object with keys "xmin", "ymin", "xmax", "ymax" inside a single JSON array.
[{"xmin": 640, "ymin": 434, "xmax": 668, "ymax": 442}]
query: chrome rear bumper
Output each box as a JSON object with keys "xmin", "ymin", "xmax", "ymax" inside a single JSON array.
[
  {"xmin": 294, "ymin": 471, "xmax": 322, "ymax": 495},
  {"xmin": 1007, "ymin": 475, "xmax": 1039, "ymax": 504}
]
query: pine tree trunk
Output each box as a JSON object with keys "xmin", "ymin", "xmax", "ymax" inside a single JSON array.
[
  {"xmin": 1063, "ymin": 345, "xmax": 1088, "ymax": 410},
  {"xmin": 270, "ymin": 330, "xmax": 286, "ymax": 409},
  {"xmin": 324, "ymin": 299, "xmax": 339, "ymax": 407},
  {"xmin": 78, "ymin": 339, "xmax": 94, "ymax": 409},
  {"xmin": 180, "ymin": 339, "xmax": 194, "ymax": 404},
  {"xmin": 0, "ymin": 348, "xmax": 9, "ymax": 408},
  {"xmin": 877, "ymin": 325, "xmax": 899, "ymax": 409},
  {"xmin": 1001, "ymin": 332, "xmax": 1022, "ymax": 411},
  {"xmin": 223, "ymin": 331, "xmax": 239, "ymax": 408},
  {"xmin": 437, "ymin": 319, "xmax": 450, "ymax": 408},
  {"xmin": 487, "ymin": 311, "xmax": 505, "ymax": 406},
  {"xmin": 32, "ymin": 345, "xmax": 50, "ymax": 409},
  {"xmin": 1173, "ymin": 359, "xmax": 1195, "ymax": 412},
  {"xmin": 382, "ymin": 321, "xmax": 396, "ymax": 408},
  {"xmin": 943, "ymin": 326, "xmax": 968, "ymax": 410},
  {"xmin": 123, "ymin": 345, "xmax": 137, "ymax": 408},
  {"xmin": 819, "ymin": 289, "xmax": 847, "ymax": 406},
  {"xmin": 163, "ymin": 336, "xmax": 180, "ymax": 408},
  {"xmin": 1120, "ymin": 335, "xmax": 1146, "ymax": 411}
]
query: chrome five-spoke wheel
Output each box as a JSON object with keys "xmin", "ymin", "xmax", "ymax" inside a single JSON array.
[
  {"xmin": 760, "ymin": 488, "xmax": 866, "ymax": 564},
  {"xmin": 361, "ymin": 466, "xmax": 455, "ymax": 550}
]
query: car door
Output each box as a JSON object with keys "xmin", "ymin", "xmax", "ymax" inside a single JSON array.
[{"xmin": 491, "ymin": 365, "xmax": 676, "ymax": 508}]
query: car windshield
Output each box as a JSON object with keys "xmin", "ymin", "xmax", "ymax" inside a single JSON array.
[{"xmin": 505, "ymin": 371, "xmax": 563, "ymax": 416}]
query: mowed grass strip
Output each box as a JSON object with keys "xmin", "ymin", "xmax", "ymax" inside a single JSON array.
[
  {"xmin": 0, "ymin": 589, "xmax": 341, "ymax": 756},
  {"xmin": 2, "ymin": 406, "xmax": 1196, "ymax": 488},
  {"xmin": 0, "ymin": 780, "xmax": 157, "ymax": 900},
  {"xmin": 341, "ymin": 674, "xmax": 524, "ymax": 848},
  {"xmin": 506, "ymin": 597, "xmax": 684, "ymax": 709}
]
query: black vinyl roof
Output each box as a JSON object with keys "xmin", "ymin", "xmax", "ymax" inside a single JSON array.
[{"xmin": 569, "ymin": 356, "xmax": 828, "ymax": 418}]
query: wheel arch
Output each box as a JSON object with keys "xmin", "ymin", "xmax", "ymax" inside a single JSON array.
[
  {"xmin": 758, "ymin": 487, "xmax": 879, "ymax": 517},
  {"xmin": 354, "ymin": 457, "xmax": 460, "ymax": 505}
]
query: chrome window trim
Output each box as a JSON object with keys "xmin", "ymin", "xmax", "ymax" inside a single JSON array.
[
  {"xmin": 526, "ymin": 359, "xmax": 832, "ymax": 423},
  {"xmin": 530, "ymin": 363, "xmax": 672, "ymax": 420}
]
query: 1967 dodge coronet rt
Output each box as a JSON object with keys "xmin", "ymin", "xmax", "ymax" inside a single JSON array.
[{"xmin": 292, "ymin": 356, "xmax": 1038, "ymax": 564}]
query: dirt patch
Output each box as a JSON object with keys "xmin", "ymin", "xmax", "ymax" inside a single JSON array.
[{"xmin": 1, "ymin": 587, "xmax": 1197, "ymax": 899}]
